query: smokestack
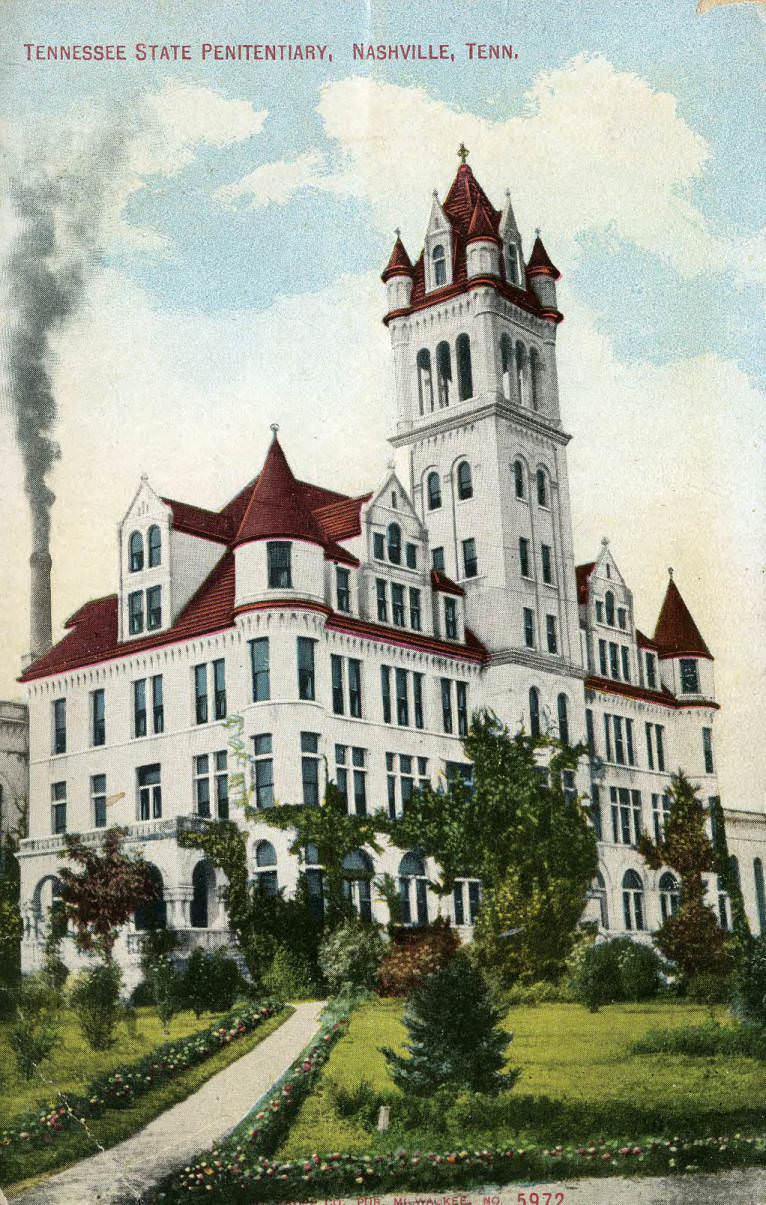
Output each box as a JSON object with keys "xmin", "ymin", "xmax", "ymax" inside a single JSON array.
[{"xmin": 29, "ymin": 548, "xmax": 52, "ymax": 661}]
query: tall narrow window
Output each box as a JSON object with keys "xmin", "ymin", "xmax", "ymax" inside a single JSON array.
[
  {"xmin": 557, "ymin": 693, "xmax": 569, "ymax": 745},
  {"xmin": 613, "ymin": 716, "xmax": 625, "ymax": 765},
  {"xmin": 297, "ymin": 638, "xmax": 316, "ymax": 701},
  {"xmin": 529, "ymin": 687, "xmax": 541, "ymax": 738},
  {"xmin": 381, "ymin": 666, "xmax": 392, "ymax": 724},
  {"xmin": 445, "ymin": 597, "xmax": 458, "ymax": 639},
  {"xmin": 91, "ymin": 689, "xmax": 105, "ymax": 747},
  {"xmin": 598, "ymin": 639, "xmax": 608, "ymax": 676},
  {"xmin": 625, "ymin": 717, "xmax": 635, "ymax": 766},
  {"xmin": 301, "ymin": 732, "xmax": 320, "ymax": 806},
  {"xmin": 427, "ymin": 472, "xmax": 441, "ymax": 510},
  {"xmin": 456, "ymin": 461, "xmax": 472, "ymax": 500},
  {"xmin": 546, "ymin": 614, "xmax": 558, "ymax": 654},
  {"xmin": 515, "ymin": 341, "xmax": 527, "ymax": 405},
  {"xmin": 129, "ymin": 531, "xmax": 144, "ymax": 572},
  {"xmin": 456, "ymin": 682, "xmax": 468, "ymax": 737},
  {"xmin": 336, "ymin": 566, "xmax": 351, "ymax": 612},
  {"xmin": 621, "ymin": 646, "xmax": 631, "ymax": 682},
  {"xmin": 507, "ymin": 244, "xmax": 519, "ymax": 285},
  {"xmin": 413, "ymin": 673, "xmax": 424, "ymax": 729},
  {"xmin": 194, "ymin": 754, "xmax": 211, "ymax": 817},
  {"xmin": 462, "ymin": 538, "xmax": 478, "ymax": 578},
  {"xmin": 529, "ymin": 347, "xmax": 541, "ymax": 411},
  {"xmin": 254, "ymin": 842, "xmax": 278, "ymax": 897},
  {"xmin": 456, "ymin": 333, "xmax": 473, "ymax": 400},
  {"xmin": 352, "ymin": 747, "xmax": 367, "ymax": 817},
  {"xmin": 267, "ymin": 541, "xmax": 291, "ymax": 588},
  {"xmin": 152, "ymin": 675, "xmax": 163, "ymax": 733},
  {"xmin": 213, "ymin": 659, "xmax": 226, "ymax": 720},
  {"xmin": 605, "ymin": 591, "xmax": 615, "ymax": 626},
  {"xmin": 252, "ymin": 734, "xmax": 273, "ymax": 808},
  {"xmin": 590, "ymin": 787, "xmax": 602, "ymax": 840},
  {"xmin": 680, "ymin": 658, "xmax": 700, "ymax": 693},
  {"xmin": 622, "ymin": 869, "xmax": 645, "ymax": 931},
  {"xmin": 536, "ymin": 468, "xmax": 548, "ymax": 507},
  {"xmin": 416, "ymin": 348, "xmax": 434, "ymax": 414},
  {"xmin": 399, "ymin": 851, "xmax": 429, "ymax": 927},
  {"xmin": 92, "ymin": 774, "xmax": 107, "ymax": 828},
  {"xmin": 51, "ymin": 782, "xmax": 67, "ymax": 834},
  {"xmin": 519, "ymin": 537, "xmax": 530, "ymax": 578},
  {"xmin": 500, "ymin": 333, "xmax": 513, "ymax": 400},
  {"xmin": 541, "ymin": 544, "xmax": 553, "ymax": 585},
  {"xmin": 194, "ymin": 664, "xmax": 208, "ymax": 724},
  {"xmin": 146, "ymin": 585, "xmax": 162, "ymax": 630},
  {"xmin": 595, "ymin": 870, "xmax": 608, "ymax": 928},
  {"xmin": 133, "ymin": 679, "xmax": 147, "ymax": 738},
  {"xmin": 432, "ymin": 243, "xmax": 447, "ymax": 286},
  {"xmin": 702, "ymin": 727, "xmax": 714, "ymax": 773},
  {"xmin": 406, "ymin": 542, "xmax": 417, "ymax": 569},
  {"xmin": 513, "ymin": 459, "xmax": 525, "ymax": 500},
  {"xmin": 137, "ymin": 764, "xmax": 162, "ymax": 821},
  {"xmin": 409, "ymin": 588, "xmax": 422, "ymax": 631},
  {"xmin": 392, "ymin": 583, "xmax": 405, "ymax": 626},
  {"xmin": 603, "ymin": 713, "xmax": 613, "ymax": 762},
  {"xmin": 585, "ymin": 708, "xmax": 595, "ymax": 756},
  {"xmin": 128, "ymin": 591, "xmax": 143, "ymax": 635},
  {"xmin": 436, "ymin": 341, "xmax": 452, "ymax": 407},
  {"xmin": 373, "ymin": 531, "xmax": 385, "ymax": 560},
  {"xmin": 432, "ymin": 546, "xmax": 445, "ymax": 573},
  {"xmin": 249, "ymin": 638, "xmax": 270, "ymax": 702},
  {"xmin": 348, "ymin": 659, "xmax": 362, "ymax": 718},
  {"xmin": 376, "ymin": 578, "xmax": 388, "ymax": 623},
  {"xmin": 441, "ymin": 678, "xmax": 453, "ymax": 734},
  {"xmin": 147, "ymin": 525, "xmax": 161, "ymax": 568},
  {"xmin": 655, "ymin": 725, "xmax": 666, "ymax": 772},
  {"xmin": 617, "ymin": 607, "xmax": 627, "ymax": 630},
  {"xmin": 342, "ymin": 850, "xmax": 373, "ymax": 921},
  {"xmin": 395, "ymin": 668, "xmax": 409, "ymax": 726},
  {"xmin": 387, "ymin": 522, "xmax": 401, "ymax": 565},
  {"xmin": 645, "ymin": 652, "xmax": 657, "ymax": 689},
  {"xmin": 609, "ymin": 643, "xmax": 620, "ymax": 679},
  {"xmin": 215, "ymin": 751, "xmax": 228, "ymax": 819},
  {"xmin": 331, "ymin": 654, "xmax": 344, "ymax": 715},
  {"xmin": 652, "ymin": 793, "xmax": 671, "ymax": 841},
  {"xmin": 645, "ymin": 721, "xmax": 654, "ymax": 770},
  {"xmin": 523, "ymin": 607, "xmax": 535, "ymax": 649}
]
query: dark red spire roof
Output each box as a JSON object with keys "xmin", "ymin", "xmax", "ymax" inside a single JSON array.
[
  {"xmin": 442, "ymin": 163, "xmax": 499, "ymax": 233},
  {"xmin": 233, "ymin": 436, "xmax": 327, "ymax": 548},
  {"xmin": 527, "ymin": 235, "xmax": 561, "ymax": 280},
  {"xmin": 381, "ymin": 236, "xmax": 414, "ymax": 282},
  {"xmin": 575, "ymin": 562, "xmax": 596, "ymax": 605},
  {"xmin": 466, "ymin": 197, "xmax": 500, "ymax": 245},
  {"xmin": 653, "ymin": 578, "xmax": 712, "ymax": 660}
]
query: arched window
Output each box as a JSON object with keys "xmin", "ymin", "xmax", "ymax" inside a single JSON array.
[
  {"xmin": 557, "ymin": 693, "xmax": 569, "ymax": 745},
  {"xmin": 134, "ymin": 865, "xmax": 166, "ymax": 931},
  {"xmin": 432, "ymin": 243, "xmax": 447, "ymax": 287},
  {"xmin": 456, "ymin": 460, "xmax": 473, "ymax": 501},
  {"xmin": 416, "ymin": 348, "xmax": 434, "ymax": 415},
  {"xmin": 254, "ymin": 840, "xmax": 278, "ymax": 897},
  {"xmin": 387, "ymin": 522, "xmax": 401, "ymax": 565},
  {"xmin": 191, "ymin": 859, "xmax": 215, "ymax": 928},
  {"xmin": 605, "ymin": 591, "xmax": 615, "ymax": 626},
  {"xmin": 622, "ymin": 869, "xmax": 645, "ymax": 931},
  {"xmin": 529, "ymin": 687, "xmax": 541, "ymax": 738},
  {"xmin": 536, "ymin": 468, "xmax": 548, "ymax": 508},
  {"xmin": 500, "ymin": 333, "xmax": 513, "ymax": 401},
  {"xmin": 426, "ymin": 472, "xmax": 441, "ymax": 511},
  {"xmin": 148, "ymin": 525, "xmax": 161, "ymax": 568},
  {"xmin": 659, "ymin": 871, "xmax": 680, "ymax": 923},
  {"xmin": 456, "ymin": 334, "xmax": 473, "ymax": 401},
  {"xmin": 436, "ymin": 341, "xmax": 452, "ymax": 407},
  {"xmin": 342, "ymin": 849, "xmax": 373, "ymax": 921},
  {"xmin": 129, "ymin": 531, "xmax": 144, "ymax": 572},
  {"xmin": 529, "ymin": 348, "xmax": 541, "ymax": 412},
  {"xmin": 513, "ymin": 459, "xmax": 525, "ymax": 500},
  {"xmin": 754, "ymin": 858, "xmax": 766, "ymax": 934},
  {"xmin": 506, "ymin": 246, "xmax": 519, "ymax": 286},
  {"xmin": 515, "ymin": 342, "xmax": 527, "ymax": 405},
  {"xmin": 595, "ymin": 870, "xmax": 609, "ymax": 929},
  {"xmin": 398, "ymin": 851, "xmax": 428, "ymax": 926}
]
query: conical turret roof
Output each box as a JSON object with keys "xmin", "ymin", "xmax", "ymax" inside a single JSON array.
[
  {"xmin": 466, "ymin": 196, "xmax": 500, "ymax": 244},
  {"xmin": 233, "ymin": 435, "xmax": 327, "ymax": 547},
  {"xmin": 527, "ymin": 235, "xmax": 561, "ymax": 279},
  {"xmin": 381, "ymin": 235, "xmax": 414, "ymax": 281},
  {"xmin": 653, "ymin": 578, "xmax": 712, "ymax": 659}
]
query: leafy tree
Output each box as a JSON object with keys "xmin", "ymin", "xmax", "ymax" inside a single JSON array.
[
  {"xmin": 386, "ymin": 711, "xmax": 597, "ymax": 984},
  {"xmin": 69, "ymin": 962, "xmax": 123, "ymax": 1050},
  {"xmin": 9, "ymin": 975, "xmax": 60, "ymax": 1078},
  {"xmin": 382, "ymin": 955, "xmax": 517, "ymax": 1095},
  {"xmin": 318, "ymin": 919, "xmax": 385, "ymax": 996},
  {"xmin": 140, "ymin": 926, "xmax": 182, "ymax": 1033},
  {"xmin": 58, "ymin": 827, "xmax": 158, "ymax": 963},
  {"xmin": 638, "ymin": 771, "xmax": 730, "ymax": 978},
  {"xmin": 178, "ymin": 946, "xmax": 242, "ymax": 1017}
]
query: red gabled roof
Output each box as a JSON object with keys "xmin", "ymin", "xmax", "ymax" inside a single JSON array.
[
  {"xmin": 431, "ymin": 569, "xmax": 464, "ymax": 597},
  {"xmin": 527, "ymin": 235, "xmax": 561, "ymax": 280},
  {"xmin": 162, "ymin": 498, "xmax": 234, "ymax": 544},
  {"xmin": 381, "ymin": 236, "xmax": 414, "ymax": 282},
  {"xmin": 466, "ymin": 197, "xmax": 500, "ymax": 245},
  {"xmin": 653, "ymin": 578, "xmax": 712, "ymax": 660},
  {"xmin": 233, "ymin": 436, "xmax": 328, "ymax": 548},
  {"xmin": 313, "ymin": 494, "xmax": 371, "ymax": 542},
  {"xmin": 576, "ymin": 562, "xmax": 596, "ymax": 605},
  {"xmin": 586, "ymin": 674, "xmax": 719, "ymax": 711},
  {"xmin": 636, "ymin": 628, "xmax": 660, "ymax": 652}
]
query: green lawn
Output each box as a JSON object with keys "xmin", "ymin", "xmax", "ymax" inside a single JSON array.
[
  {"xmin": 0, "ymin": 1005, "xmax": 292, "ymax": 1191},
  {"xmin": 279, "ymin": 999, "xmax": 766, "ymax": 1157}
]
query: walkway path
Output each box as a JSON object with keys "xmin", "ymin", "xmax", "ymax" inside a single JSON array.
[{"xmin": 8, "ymin": 1000, "xmax": 325, "ymax": 1205}]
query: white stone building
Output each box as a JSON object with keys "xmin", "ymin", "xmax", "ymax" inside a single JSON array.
[
  {"xmin": 0, "ymin": 700, "xmax": 28, "ymax": 840},
  {"xmin": 17, "ymin": 160, "xmax": 766, "ymax": 984}
]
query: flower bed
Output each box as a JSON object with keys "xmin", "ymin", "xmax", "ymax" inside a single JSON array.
[
  {"xmin": 0, "ymin": 1001, "xmax": 280, "ymax": 1168},
  {"xmin": 158, "ymin": 1133, "xmax": 766, "ymax": 1201}
]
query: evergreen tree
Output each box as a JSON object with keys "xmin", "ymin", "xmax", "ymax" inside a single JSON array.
[{"xmin": 382, "ymin": 955, "xmax": 516, "ymax": 1095}]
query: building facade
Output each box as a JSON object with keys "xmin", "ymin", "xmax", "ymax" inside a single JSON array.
[
  {"xmin": 0, "ymin": 700, "xmax": 28, "ymax": 841},
  {"xmin": 17, "ymin": 160, "xmax": 766, "ymax": 983}
]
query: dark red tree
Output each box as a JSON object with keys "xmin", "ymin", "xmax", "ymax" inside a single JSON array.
[{"xmin": 59, "ymin": 827, "xmax": 158, "ymax": 962}]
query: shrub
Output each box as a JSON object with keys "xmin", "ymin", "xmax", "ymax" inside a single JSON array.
[
  {"xmin": 732, "ymin": 935, "xmax": 766, "ymax": 1027},
  {"xmin": 382, "ymin": 954, "xmax": 517, "ymax": 1096},
  {"xmin": 686, "ymin": 970, "xmax": 733, "ymax": 1006},
  {"xmin": 616, "ymin": 939, "xmax": 664, "ymax": 1000},
  {"xmin": 9, "ymin": 1017, "xmax": 59, "ymax": 1080},
  {"xmin": 630, "ymin": 1020, "xmax": 766, "ymax": 1060},
  {"xmin": 179, "ymin": 947, "xmax": 243, "ymax": 1018},
  {"xmin": 324, "ymin": 1075, "xmax": 376, "ymax": 1119},
  {"xmin": 506, "ymin": 979, "xmax": 567, "ymax": 1006},
  {"xmin": 319, "ymin": 920, "xmax": 385, "ymax": 996},
  {"xmin": 377, "ymin": 919, "xmax": 459, "ymax": 997},
  {"xmin": 69, "ymin": 962, "xmax": 123, "ymax": 1050},
  {"xmin": 571, "ymin": 938, "xmax": 663, "ymax": 1011},
  {"xmin": 262, "ymin": 946, "xmax": 318, "ymax": 1000}
]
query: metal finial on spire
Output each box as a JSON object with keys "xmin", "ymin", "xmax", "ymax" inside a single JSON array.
[
  {"xmin": 457, "ymin": 142, "xmax": 470, "ymax": 165},
  {"xmin": 505, "ymin": 188, "xmax": 511, "ymax": 198},
  {"xmin": 270, "ymin": 423, "xmax": 280, "ymax": 438},
  {"xmin": 394, "ymin": 227, "xmax": 401, "ymax": 239},
  {"xmin": 535, "ymin": 227, "xmax": 541, "ymax": 238},
  {"xmin": 601, "ymin": 536, "xmax": 609, "ymax": 547},
  {"xmin": 668, "ymin": 566, "xmax": 674, "ymax": 579},
  {"xmin": 386, "ymin": 458, "xmax": 395, "ymax": 471},
  {"xmin": 140, "ymin": 472, "xmax": 149, "ymax": 483}
]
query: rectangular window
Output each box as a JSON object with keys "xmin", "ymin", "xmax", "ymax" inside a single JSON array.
[
  {"xmin": 652, "ymin": 792, "xmax": 671, "ymax": 842},
  {"xmin": 595, "ymin": 600, "xmax": 604, "ymax": 623},
  {"xmin": 376, "ymin": 578, "xmax": 388, "ymax": 623},
  {"xmin": 249, "ymin": 637, "xmax": 270, "ymax": 702},
  {"xmin": 134, "ymin": 679, "xmax": 147, "ymax": 738},
  {"xmin": 91, "ymin": 689, "xmax": 105, "ymax": 747},
  {"xmin": 645, "ymin": 721, "xmax": 654, "ymax": 770},
  {"xmin": 152, "ymin": 675, "xmax": 164, "ymax": 733},
  {"xmin": 53, "ymin": 698, "xmax": 66, "ymax": 754},
  {"xmin": 413, "ymin": 672, "xmax": 424, "ymax": 730},
  {"xmin": 267, "ymin": 541, "xmax": 292, "ymax": 588},
  {"xmin": 381, "ymin": 665, "xmax": 392, "ymax": 723},
  {"xmin": 462, "ymin": 537, "xmax": 478, "ymax": 578},
  {"xmin": 613, "ymin": 716, "xmax": 625, "ymax": 765},
  {"xmin": 399, "ymin": 754, "xmax": 414, "ymax": 810},
  {"xmin": 681, "ymin": 658, "xmax": 700, "ymax": 693},
  {"xmin": 409, "ymin": 588, "xmax": 422, "ymax": 631},
  {"xmin": 598, "ymin": 639, "xmax": 608, "ymax": 676},
  {"xmin": 645, "ymin": 652, "xmax": 657, "ymax": 689},
  {"xmin": 395, "ymin": 668, "xmax": 409, "ymax": 726},
  {"xmin": 620, "ymin": 646, "xmax": 631, "ymax": 682},
  {"xmin": 519, "ymin": 537, "xmax": 530, "ymax": 578},
  {"xmin": 336, "ymin": 566, "xmax": 351, "ymax": 612},
  {"xmin": 603, "ymin": 713, "xmax": 612, "ymax": 762},
  {"xmin": 541, "ymin": 543, "xmax": 553, "ymax": 585},
  {"xmin": 611, "ymin": 786, "xmax": 636, "ymax": 846},
  {"xmin": 625, "ymin": 718, "xmax": 635, "ymax": 766},
  {"xmin": 92, "ymin": 774, "xmax": 107, "ymax": 828},
  {"xmin": 194, "ymin": 754, "xmax": 211, "ymax": 817},
  {"xmin": 212, "ymin": 659, "xmax": 226, "ymax": 720},
  {"xmin": 373, "ymin": 532, "xmax": 385, "ymax": 560},
  {"xmin": 51, "ymin": 781, "xmax": 67, "ymax": 834},
  {"xmin": 146, "ymin": 585, "xmax": 162, "ymax": 630},
  {"xmin": 523, "ymin": 607, "xmax": 535, "ymax": 649},
  {"xmin": 352, "ymin": 747, "xmax": 367, "ymax": 817},
  {"xmin": 432, "ymin": 546, "xmax": 445, "ymax": 573},
  {"xmin": 444, "ymin": 598, "xmax": 458, "ymax": 639},
  {"xmin": 546, "ymin": 614, "xmax": 558, "ymax": 654},
  {"xmin": 456, "ymin": 682, "xmax": 468, "ymax": 737},
  {"xmin": 128, "ymin": 590, "xmax": 143, "ymax": 635},
  {"xmin": 453, "ymin": 883, "xmax": 465, "ymax": 926},
  {"xmin": 297, "ymin": 637, "xmax": 316, "ymax": 701},
  {"xmin": 392, "ymin": 583, "xmax": 406, "ymax": 626},
  {"xmin": 655, "ymin": 724, "xmax": 666, "ymax": 772},
  {"xmin": 585, "ymin": 708, "xmax": 595, "ymax": 756},
  {"xmin": 137, "ymin": 764, "xmax": 161, "ymax": 820},
  {"xmin": 215, "ymin": 751, "xmax": 229, "ymax": 819},
  {"xmin": 590, "ymin": 784, "xmax": 602, "ymax": 840},
  {"xmin": 301, "ymin": 731, "xmax": 320, "ymax": 806},
  {"xmin": 617, "ymin": 607, "xmax": 627, "ymax": 630},
  {"xmin": 441, "ymin": 678, "xmax": 453, "ymax": 734},
  {"xmin": 194, "ymin": 664, "xmax": 208, "ymax": 724},
  {"xmin": 331, "ymin": 654, "xmax": 345, "ymax": 715},
  {"xmin": 609, "ymin": 642, "xmax": 620, "ymax": 679},
  {"xmin": 335, "ymin": 744, "xmax": 349, "ymax": 806},
  {"xmin": 406, "ymin": 542, "xmax": 417, "ymax": 569},
  {"xmin": 631, "ymin": 789, "xmax": 642, "ymax": 841},
  {"xmin": 702, "ymin": 727, "xmax": 714, "ymax": 773},
  {"xmin": 386, "ymin": 751, "xmax": 396, "ymax": 819},
  {"xmin": 253, "ymin": 734, "xmax": 273, "ymax": 808},
  {"xmin": 348, "ymin": 659, "xmax": 362, "ymax": 718}
]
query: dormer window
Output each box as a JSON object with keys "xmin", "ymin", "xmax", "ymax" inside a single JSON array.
[
  {"xmin": 445, "ymin": 597, "xmax": 458, "ymax": 639},
  {"xmin": 427, "ymin": 472, "xmax": 441, "ymax": 511},
  {"xmin": 128, "ymin": 591, "xmax": 143, "ymax": 635},
  {"xmin": 387, "ymin": 523, "xmax": 401, "ymax": 565},
  {"xmin": 680, "ymin": 658, "xmax": 700, "ymax": 693},
  {"xmin": 146, "ymin": 586, "xmax": 162, "ymax": 630},
  {"xmin": 267, "ymin": 541, "xmax": 292, "ymax": 589},
  {"xmin": 432, "ymin": 243, "xmax": 447, "ymax": 286},
  {"xmin": 148, "ymin": 525, "xmax": 161, "ymax": 568},
  {"xmin": 129, "ymin": 531, "xmax": 144, "ymax": 572}
]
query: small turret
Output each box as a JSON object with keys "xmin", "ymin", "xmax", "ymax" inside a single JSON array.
[
  {"xmin": 382, "ymin": 232, "xmax": 414, "ymax": 313},
  {"xmin": 424, "ymin": 190, "xmax": 453, "ymax": 291},
  {"xmin": 465, "ymin": 198, "xmax": 500, "ymax": 279},
  {"xmin": 526, "ymin": 233, "xmax": 561, "ymax": 310},
  {"xmin": 499, "ymin": 189, "xmax": 524, "ymax": 287}
]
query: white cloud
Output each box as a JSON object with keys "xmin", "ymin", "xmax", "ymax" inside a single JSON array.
[{"xmin": 216, "ymin": 148, "xmax": 361, "ymax": 209}]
